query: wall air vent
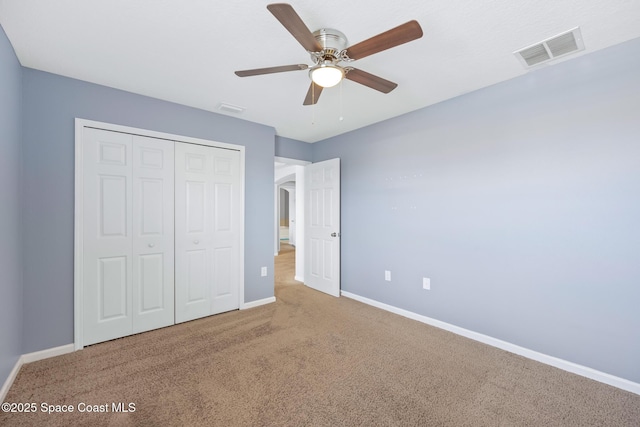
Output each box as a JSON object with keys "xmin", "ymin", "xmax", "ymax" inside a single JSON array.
[
  {"xmin": 218, "ymin": 103, "xmax": 246, "ymax": 114},
  {"xmin": 515, "ymin": 27, "xmax": 585, "ymax": 68}
]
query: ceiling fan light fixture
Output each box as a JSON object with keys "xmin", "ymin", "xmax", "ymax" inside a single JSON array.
[
  {"xmin": 310, "ymin": 64, "xmax": 344, "ymax": 88},
  {"xmin": 235, "ymin": 4, "xmax": 423, "ymax": 105}
]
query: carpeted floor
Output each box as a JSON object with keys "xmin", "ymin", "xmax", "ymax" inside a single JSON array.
[{"xmin": 2, "ymin": 243, "xmax": 639, "ymax": 426}]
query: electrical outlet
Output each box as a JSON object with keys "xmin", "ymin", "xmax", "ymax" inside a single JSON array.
[
  {"xmin": 385, "ymin": 270, "xmax": 391, "ymax": 281},
  {"xmin": 423, "ymin": 277, "xmax": 431, "ymax": 290},
  {"xmin": 261, "ymin": 267, "xmax": 267, "ymax": 277}
]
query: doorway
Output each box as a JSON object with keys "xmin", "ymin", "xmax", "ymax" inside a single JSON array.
[
  {"xmin": 274, "ymin": 157, "xmax": 309, "ymax": 283},
  {"xmin": 274, "ymin": 156, "xmax": 341, "ymax": 297}
]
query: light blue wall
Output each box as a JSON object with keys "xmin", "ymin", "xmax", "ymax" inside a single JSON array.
[
  {"xmin": 21, "ymin": 69, "xmax": 276, "ymax": 353},
  {"xmin": 313, "ymin": 38, "xmax": 640, "ymax": 383},
  {"xmin": 275, "ymin": 136, "xmax": 313, "ymax": 161},
  {"xmin": 0, "ymin": 25, "xmax": 23, "ymax": 387}
]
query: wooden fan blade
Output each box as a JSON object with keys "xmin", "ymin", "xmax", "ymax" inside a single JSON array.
[
  {"xmin": 303, "ymin": 82, "xmax": 323, "ymax": 105},
  {"xmin": 345, "ymin": 20, "xmax": 423, "ymax": 60},
  {"xmin": 267, "ymin": 3, "xmax": 322, "ymax": 52},
  {"xmin": 345, "ymin": 68, "xmax": 397, "ymax": 93},
  {"xmin": 235, "ymin": 64, "xmax": 308, "ymax": 77}
]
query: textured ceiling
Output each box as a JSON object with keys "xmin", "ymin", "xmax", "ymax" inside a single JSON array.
[{"xmin": 1, "ymin": 0, "xmax": 639, "ymax": 142}]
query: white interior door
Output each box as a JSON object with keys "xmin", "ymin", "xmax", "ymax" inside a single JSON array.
[
  {"xmin": 304, "ymin": 158, "xmax": 341, "ymax": 297},
  {"xmin": 175, "ymin": 143, "xmax": 240, "ymax": 323},
  {"xmin": 131, "ymin": 135, "xmax": 175, "ymax": 333},
  {"xmin": 175, "ymin": 143, "xmax": 212, "ymax": 323},
  {"xmin": 209, "ymin": 147, "xmax": 241, "ymax": 314},
  {"xmin": 83, "ymin": 128, "xmax": 134, "ymax": 345},
  {"xmin": 82, "ymin": 129, "xmax": 175, "ymax": 345}
]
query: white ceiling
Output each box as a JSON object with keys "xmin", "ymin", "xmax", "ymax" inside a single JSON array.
[{"xmin": 1, "ymin": 0, "xmax": 639, "ymax": 143}]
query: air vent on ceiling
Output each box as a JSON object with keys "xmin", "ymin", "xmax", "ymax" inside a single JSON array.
[
  {"xmin": 218, "ymin": 103, "xmax": 246, "ymax": 114},
  {"xmin": 515, "ymin": 27, "xmax": 584, "ymax": 68}
]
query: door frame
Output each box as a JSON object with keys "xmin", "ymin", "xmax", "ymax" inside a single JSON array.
[
  {"xmin": 74, "ymin": 118, "xmax": 246, "ymax": 350},
  {"xmin": 274, "ymin": 157, "xmax": 310, "ymax": 282}
]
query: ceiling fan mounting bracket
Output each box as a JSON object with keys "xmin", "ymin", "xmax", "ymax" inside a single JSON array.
[
  {"xmin": 312, "ymin": 28, "xmax": 348, "ymax": 51},
  {"xmin": 310, "ymin": 28, "xmax": 348, "ymax": 65}
]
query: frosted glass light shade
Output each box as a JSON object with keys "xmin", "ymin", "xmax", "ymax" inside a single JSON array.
[{"xmin": 310, "ymin": 65, "xmax": 344, "ymax": 88}]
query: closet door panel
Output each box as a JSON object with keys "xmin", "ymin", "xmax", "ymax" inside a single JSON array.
[
  {"xmin": 83, "ymin": 128, "xmax": 134, "ymax": 346},
  {"xmin": 175, "ymin": 143, "xmax": 213, "ymax": 323},
  {"xmin": 132, "ymin": 136, "xmax": 175, "ymax": 333},
  {"xmin": 211, "ymin": 149, "xmax": 241, "ymax": 314},
  {"xmin": 175, "ymin": 143, "xmax": 241, "ymax": 321}
]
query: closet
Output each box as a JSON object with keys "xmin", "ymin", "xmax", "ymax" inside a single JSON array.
[{"xmin": 79, "ymin": 126, "xmax": 241, "ymax": 346}]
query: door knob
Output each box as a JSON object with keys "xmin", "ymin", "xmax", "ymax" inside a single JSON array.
[
  {"xmin": 194, "ymin": 240, "xmax": 200, "ymax": 245},
  {"xmin": 331, "ymin": 232, "xmax": 339, "ymax": 237},
  {"xmin": 148, "ymin": 243, "xmax": 155, "ymax": 248}
]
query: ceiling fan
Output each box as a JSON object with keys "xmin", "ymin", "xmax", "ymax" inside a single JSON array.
[{"xmin": 234, "ymin": 3, "xmax": 423, "ymax": 105}]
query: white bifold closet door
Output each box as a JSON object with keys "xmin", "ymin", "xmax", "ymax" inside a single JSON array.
[
  {"xmin": 82, "ymin": 128, "xmax": 175, "ymax": 346},
  {"xmin": 174, "ymin": 142, "xmax": 241, "ymax": 323}
]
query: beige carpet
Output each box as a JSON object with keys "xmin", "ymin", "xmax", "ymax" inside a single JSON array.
[{"xmin": 2, "ymin": 243, "xmax": 639, "ymax": 426}]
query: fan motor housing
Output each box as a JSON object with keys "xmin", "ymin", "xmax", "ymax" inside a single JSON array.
[{"xmin": 312, "ymin": 28, "xmax": 348, "ymax": 61}]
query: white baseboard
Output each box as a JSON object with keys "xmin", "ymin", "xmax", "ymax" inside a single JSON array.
[
  {"xmin": 21, "ymin": 344, "xmax": 75, "ymax": 364},
  {"xmin": 1, "ymin": 357, "xmax": 22, "ymax": 403},
  {"xmin": 294, "ymin": 276, "xmax": 304, "ymax": 283},
  {"xmin": 241, "ymin": 296, "xmax": 276, "ymax": 310},
  {"xmin": 341, "ymin": 291, "xmax": 640, "ymax": 396},
  {"xmin": 1, "ymin": 344, "xmax": 75, "ymax": 402}
]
